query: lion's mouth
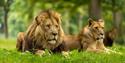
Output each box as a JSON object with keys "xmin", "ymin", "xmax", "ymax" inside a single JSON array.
[
  {"xmin": 96, "ymin": 35, "xmax": 104, "ymax": 40},
  {"xmin": 47, "ymin": 38, "xmax": 57, "ymax": 45}
]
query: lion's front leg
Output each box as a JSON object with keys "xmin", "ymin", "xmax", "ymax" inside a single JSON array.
[
  {"xmin": 62, "ymin": 51, "xmax": 70, "ymax": 58},
  {"xmin": 86, "ymin": 42, "xmax": 101, "ymax": 52},
  {"xmin": 35, "ymin": 50, "xmax": 45, "ymax": 56},
  {"xmin": 96, "ymin": 39, "xmax": 113, "ymax": 53},
  {"xmin": 96, "ymin": 39, "xmax": 107, "ymax": 50}
]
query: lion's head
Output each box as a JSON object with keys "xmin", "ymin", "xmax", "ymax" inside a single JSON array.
[
  {"xmin": 88, "ymin": 18, "xmax": 105, "ymax": 40},
  {"xmin": 25, "ymin": 10, "xmax": 64, "ymax": 50}
]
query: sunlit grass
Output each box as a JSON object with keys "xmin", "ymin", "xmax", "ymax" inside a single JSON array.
[
  {"xmin": 0, "ymin": 38, "xmax": 16, "ymax": 50},
  {"xmin": 0, "ymin": 48, "xmax": 125, "ymax": 63},
  {"xmin": 0, "ymin": 39, "xmax": 125, "ymax": 63}
]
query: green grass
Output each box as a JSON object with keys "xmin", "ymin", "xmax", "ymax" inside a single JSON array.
[
  {"xmin": 0, "ymin": 39, "xmax": 125, "ymax": 63},
  {"xmin": 0, "ymin": 38, "xmax": 16, "ymax": 50}
]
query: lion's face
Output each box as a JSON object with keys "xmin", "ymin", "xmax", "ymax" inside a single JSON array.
[
  {"xmin": 35, "ymin": 10, "xmax": 62, "ymax": 45},
  {"xmin": 88, "ymin": 19, "xmax": 104, "ymax": 40},
  {"xmin": 43, "ymin": 18, "xmax": 59, "ymax": 45}
]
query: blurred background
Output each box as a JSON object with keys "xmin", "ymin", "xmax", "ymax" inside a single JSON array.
[{"xmin": 0, "ymin": 0, "xmax": 125, "ymax": 45}]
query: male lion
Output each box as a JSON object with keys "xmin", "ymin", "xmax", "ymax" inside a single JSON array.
[{"xmin": 16, "ymin": 10, "xmax": 64, "ymax": 55}]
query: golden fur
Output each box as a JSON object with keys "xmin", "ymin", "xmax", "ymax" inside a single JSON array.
[
  {"xmin": 79, "ymin": 18, "xmax": 106, "ymax": 52},
  {"xmin": 16, "ymin": 10, "xmax": 64, "ymax": 53},
  {"xmin": 55, "ymin": 35, "xmax": 81, "ymax": 52},
  {"xmin": 62, "ymin": 35, "xmax": 81, "ymax": 51},
  {"xmin": 16, "ymin": 32, "xmax": 25, "ymax": 52}
]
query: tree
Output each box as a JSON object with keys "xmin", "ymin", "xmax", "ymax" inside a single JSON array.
[
  {"xmin": 3, "ymin": 0, "xmax": 13, "ymax": 38},
  {"xmin": 89, "ymin": 0, "xmax": 101, "ymax": 20},
  {"xmin": 111, "ymin": 0, "xmax": 124, "ymax": 44}
]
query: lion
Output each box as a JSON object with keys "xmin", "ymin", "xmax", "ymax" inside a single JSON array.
[
  {"xmin": 79, "ymin": 18, "xmax": 107, "ymax": 52},
  {"xmin": 16, "ymin": 10, "xmax": 64, "ymax": 55},
  {"xmin": 103, "ymin": 28, "xmax": 117, "ymax": 47}
]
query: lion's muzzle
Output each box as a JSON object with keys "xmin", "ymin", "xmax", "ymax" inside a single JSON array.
[
  {"xmin": 47, "ymin": 32, "xmax": 58, "ymax": 45},
  {"xmin": 96, "ymin": 32, "xmax": 104, "ymax": 40}
]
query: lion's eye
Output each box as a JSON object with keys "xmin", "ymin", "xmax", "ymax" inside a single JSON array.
[
  {"xmin": 46, "ymin": 24, "xmax": 50, "ymax": 28},
  {"xmin": 95, "ymin": 27, "xmax": 98, "ymax": 29},
  {"xmin": 55, "ymin": 25, "xmax": 58, "ymax": 28},
  {"xmin": 102, "ymin": 27, "xmax": 104, "ymax": 29}
]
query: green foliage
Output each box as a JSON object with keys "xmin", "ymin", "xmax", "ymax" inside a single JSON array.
[
  {"xmin": 0, "ymin": 38, "xmax": 16, "ymax": 49},
  {"xmin": 0, "ymin": 0, "xmax": 4, "ymax": 6},
  {"xmin": 103, "ymin": 0, "xmax": 125, "ymax": 10}
]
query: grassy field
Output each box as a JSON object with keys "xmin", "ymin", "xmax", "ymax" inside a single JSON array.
[
  {"xmin": 0, "ymin": 38, "xmax": 16, "ymax": 50},
  {"xmin": 0, "ymin": 39, "xmax": 125, "ymax": 63}
]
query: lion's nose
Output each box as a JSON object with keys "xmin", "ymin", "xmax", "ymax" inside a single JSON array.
[
  {"xmin": 52, "ymin": 32, "xmax": 58, "ymax": 36},
  {"xmin": 100, "ymin": 33, "xmax": 104, "ymax": 35}
]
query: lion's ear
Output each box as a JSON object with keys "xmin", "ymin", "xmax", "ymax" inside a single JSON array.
[
  {"xmin": 57, "ymin": 17, "xmax": 61, "ymax": 24},
  {"xmin": 98, "ymin": 19, "xmax": 104, "ymax": 22},
  {"xmin": 35, "ymin": 16, "xmax": 40, "ymax": 25},
  {"xmin": 54, "ymin": 12, "xmax": 61, "ymax": 24},
  {"xmin": 88, "ymin": 18, "xmax": 94, "ymax": 26},
  {"xmin": 98, "ymin": 19, "xmax": 104, "ymax": 25}
]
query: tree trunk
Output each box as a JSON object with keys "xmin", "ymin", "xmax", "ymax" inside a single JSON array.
[
  {"xmin": 89, "ymin": 0, "xmax": 101, "ymax": 20},
  {"xmin": 113, "ymin": 10, "xmax": 124, "ymax": 44},
  {"xmin": 4, "ymin": 5, "xmax": 9, "ymax": 38},
  {"xmin": 78, "ymin": 14, "xmax": 83, "ymax": 31},
  {"xmin": 113, "ymin": 10, "xmax": 122, "ymax": 34},
  {"xmin": 112, "ymin": 0, "xmax": 124, "ymax": 44}
]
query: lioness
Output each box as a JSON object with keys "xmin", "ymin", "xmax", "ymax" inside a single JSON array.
[
  {"xmin": 79, "ymin": 18, "xmax": 106, "ymax": 52},
  {"xmin": 16, "ymin": 10, "xmax": 64, "ymax": 55}
]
